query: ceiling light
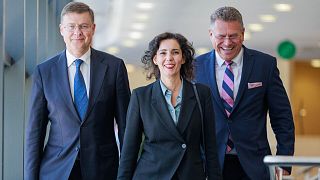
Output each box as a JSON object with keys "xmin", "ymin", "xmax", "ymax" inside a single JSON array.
[
  {"xmin": 129, "ymin": 32, "xmax": 143, "ymax": 39},
  {"xmin": 132, "ymin": 23, "xmax": 145, "ymax": 30},
  {"xmin": 137, "ymin": 3, "xmax": 154, "ymax": 10},
  {"xmin": 135, "ymin": 13, "xmax": 149, "ymax": 21},
  {"xmin": 310, "ymin": 59, "xmax": 320, "ymax": 68},
  {"xmin": 106, "ymin": 46, "xmax": 120, "ymax": 54},
  {"xmin": 122, "ymin": 40, "xmax": 136, "ymax": 47},
  {"xmin": 248, "ymin": 24, "xmax": 264, "ymax": 32},
  {"xmin": 260, "ymin": 15, "xmax": 276, "ymax": 22},
  {"xmin": 274, "ymin": 4, "xmax": 292, "ymax": 12}
]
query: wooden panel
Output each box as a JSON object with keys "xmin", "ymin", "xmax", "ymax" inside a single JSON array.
[{"xmin": 292, "ymin": 62, "xmax": 320, "ymax": 135}]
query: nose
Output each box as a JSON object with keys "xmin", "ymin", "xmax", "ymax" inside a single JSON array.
[
  {"xmin": 73, "ymin": 26, "xmax": 83, "ymax": 36},
  {"xmin": 223, "ymin": 38, "xmax": 232, "ymax": 45},
  {"xmin": 165, "ymin": 53, "xmax": 173, "ymax": 61}
]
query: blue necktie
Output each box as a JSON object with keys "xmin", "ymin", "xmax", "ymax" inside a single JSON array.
[{"xmin": 74, "ymin": 59, "xmax": 88, "ymax": 121}]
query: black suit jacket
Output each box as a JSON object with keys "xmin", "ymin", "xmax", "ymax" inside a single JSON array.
[
  {"xmin": 117, "ymin": 79, "xmax": 222, "ymax": 180},
  {"xmin": 24, "ymin": 48, "xmax": 131, "ymax": 180}
]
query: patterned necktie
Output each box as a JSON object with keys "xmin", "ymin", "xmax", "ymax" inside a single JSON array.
[
  {"xmin": 74, "ymin": 59, "xmax": 88, "ymax": 121},
  {"xmin": 221, "ymin": 61, "xmax": 234, "ymax": 152}
]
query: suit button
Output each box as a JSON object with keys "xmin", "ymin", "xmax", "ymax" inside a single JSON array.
[
  {"xmin": 75, "ymin": 147, "xmax": 80, "ymax": 151},
  {"xmin": 181, "ymin": 144, "xmax": 186, "ymax": 149}
]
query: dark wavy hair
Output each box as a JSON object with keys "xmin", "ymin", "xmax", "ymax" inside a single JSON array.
[{"xmin": 141, "ymin": 32, "xmax": 195, "ymax": 80}]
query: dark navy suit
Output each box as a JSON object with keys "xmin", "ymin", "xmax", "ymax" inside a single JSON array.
[
  {"xmin": 25, "ymin": 48, "xmax": 131, "ymax": 180},
  {"xmin": 194, "ymin": 46, "xmax": 294, "ymax": 180}
]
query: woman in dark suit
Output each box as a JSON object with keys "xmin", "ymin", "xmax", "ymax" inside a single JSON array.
[{"xmin": 117, "ymin": 32, "xmax": 222, "ymax": 180}]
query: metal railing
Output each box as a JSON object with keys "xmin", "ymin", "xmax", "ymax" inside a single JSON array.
[{"xmin": 264, "ymin": 155, "xmax": 320, "ymax": 180}]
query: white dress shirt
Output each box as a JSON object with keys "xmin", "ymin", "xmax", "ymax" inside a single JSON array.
[
  {"xmin": 215, "ymin": 48, "xmax": 244, "ymax": 101},
  {"xmin": 66, "ymin": 49, "xmax": 91, "ymax": 100}
]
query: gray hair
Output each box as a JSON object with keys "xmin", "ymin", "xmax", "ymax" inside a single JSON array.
[
  {"xmin": 210, "ymin": 6, "xmax": 244, "ymax": 29},
  {"xmin": 61, "ymin": 2, "xmax": 94, "ymax": 23}
]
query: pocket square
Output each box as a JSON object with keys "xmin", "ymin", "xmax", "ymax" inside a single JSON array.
[{"xmin": 248, "ymin": 82, "xmax": 262, "ymax": 89}]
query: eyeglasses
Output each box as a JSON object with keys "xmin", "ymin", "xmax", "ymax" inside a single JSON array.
[
  {"xmin": 63, "ymin": 23, "xmax": 92, "ymax": 32},
  {"xmin": 213, "ymin": 33, "xmax": 241, "ymax": 41}
]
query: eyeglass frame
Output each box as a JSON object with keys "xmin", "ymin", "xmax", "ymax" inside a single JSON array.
[
  {"xmin": 211, "ymin": 31, "xmax": 243, "ymax": 42},
  {"xmin": 62, "ymin": 23, "xmax": 93, "ymax": 32}
]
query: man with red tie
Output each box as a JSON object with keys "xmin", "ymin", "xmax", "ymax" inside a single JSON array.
[{"xmin": 194, "ymin": 6, "xmax": 295, "ymax": 180}]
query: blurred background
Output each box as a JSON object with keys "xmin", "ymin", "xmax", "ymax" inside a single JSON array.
[{"xmin": 0, "ymin": 0, "xmax": 319, "ymax": 179}]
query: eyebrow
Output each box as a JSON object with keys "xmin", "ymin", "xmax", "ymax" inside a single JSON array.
[{"xmin": 158, "ymin": 48, "xmax": 180, "ymax": 51}]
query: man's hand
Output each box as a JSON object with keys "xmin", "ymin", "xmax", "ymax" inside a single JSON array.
[{"xmin": 275, "ymin": 167, "xmax": 290, "ymax": 180}]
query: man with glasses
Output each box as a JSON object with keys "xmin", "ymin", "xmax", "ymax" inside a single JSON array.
[
  {"xmin": 24, "ymin": 2, "xmax": 131, "ymax": 180},
  {"xmin": 194, "ymin": 6, "xmax": 294, "ymax": 180}
]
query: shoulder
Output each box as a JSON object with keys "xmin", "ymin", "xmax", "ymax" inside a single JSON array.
[
  {"xmin": 132, "ymin": 82, "xmax": 155, "ymax": 95},
  {"xmin": 195, "ymin": 51, "xmax": 212, "ymax": 64},
  {"xmin": 245, "ymin": 47, "xmax": 276, "ymax": 62},
  {"xmin": 36, "ymin": 50, "xmax": 65, "ymax": 70},
  {"xmin": 195, "ymin": 83, "xmax": 211, "ymax": 95},
  {"xmin": 92, "ymin": 48, "xmax": 124, "ymax": 64},
  {"xmin": 244, "ymin": 47, "xmax": 278, "ymax": 69},
  {"xmin": 187, "ymin": 81, "xmax": 211, "ymax": 97}
]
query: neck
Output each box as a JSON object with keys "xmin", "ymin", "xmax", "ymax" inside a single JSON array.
[
  {"xmin": 161, "ymin": 76, "xmax": 182, "ymax": 92},
  {"xmin": 68, "ymin": 47, "xmax": 89, "ymax": 58}
]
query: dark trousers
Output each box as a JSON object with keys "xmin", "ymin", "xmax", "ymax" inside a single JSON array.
[
  {"xmin": 69, "ymin": 160, "xmax": 82, "ymax": 180},
  {"xmin": 223, "ymin": 154, "xmax": 250, "ymax": 180}
]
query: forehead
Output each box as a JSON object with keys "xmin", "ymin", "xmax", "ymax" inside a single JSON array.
[
  {"xmin": 158, "ymin": 39, "xmax": 180, "ymax": 50},
  {"xmin": 213, "ymin": 19, "xmax": 243, "ymax": 33},
  {"xmin": 62, "ymin": 12, "xmax": 92, "ymax": 24}
]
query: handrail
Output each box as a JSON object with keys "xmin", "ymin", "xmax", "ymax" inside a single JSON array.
[{"xmin": 264, "ymin": 155, "xmax": 320, "ymax": 180}]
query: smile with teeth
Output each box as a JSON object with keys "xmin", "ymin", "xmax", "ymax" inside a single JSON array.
[{"xmin": 222, "ymin": 47, "xmax": 233, "ymax": 51}]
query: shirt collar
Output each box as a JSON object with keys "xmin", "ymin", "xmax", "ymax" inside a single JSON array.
[
  {"xmin": 66, "ymin": 48, "xmax": 91, "ymax": 67},
  {"xmin": 159, "ymin": 79, "xmax": 183, "ymax": 98},
  {"xmin": 215, "ymin": 47, "xmax": 244, "ymax": 67}
]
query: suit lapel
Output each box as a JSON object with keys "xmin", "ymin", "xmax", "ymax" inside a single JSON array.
[
  {"xmin": 83, "ymin": 48, "xmax": 108, "ymax": 122},
  {"xmin": 232, "ymin": 47, "xmax": 254, "ymax": 111},
  {"xmin": 176, "ymin": 80, "xmax": 196, "ymax": 134},
  {"xmin": 151, "ymin": 81, "xmax": 184, "ymax": 142},
  {"xmin": 207, "ymin": 51, "xmax": 227, "ymax": 115},
  {"xmin": 54, "ymin": 51, "xmax": 80, "ymax": 120}
]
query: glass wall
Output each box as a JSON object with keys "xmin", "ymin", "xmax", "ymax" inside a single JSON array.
[{"xmin": 0, "ymin": 0, "xmax": 70, "ymax": 178}]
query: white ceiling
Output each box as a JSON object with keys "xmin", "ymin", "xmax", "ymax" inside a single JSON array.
[{"xmin": 81, "ymin": 0, "xmax": 320, "ymax": 65}]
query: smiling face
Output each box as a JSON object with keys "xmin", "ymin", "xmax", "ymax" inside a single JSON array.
[
  {"xmin": 153, "ymin": 39, "xmax": 185, "ymax": 81},
  {"xmin": 60, "ymin": 12, "xmax": 96, "ymax": 57},
  {"xmin": 209, "ymin": 19, "xmax": 244, "ymax": 61}
]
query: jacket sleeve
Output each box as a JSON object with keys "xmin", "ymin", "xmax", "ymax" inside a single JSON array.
[
  {"xmin": 201, "ymin": 85, "xmax": 223, "ymax": 180},
  {"xmin": 24, "ymin": 66, "xmax": 49, "ymax": 180},
  {"xmin": 267, "ymin": 58, "xmax": 295, "ymax": 173},
  {"xmin": 114, "ymin": 60, "xmax": 131, "ymax": 150},
  {"xmin": 117, "ymin": 89, "xmax": 143, "ymax": 180}
]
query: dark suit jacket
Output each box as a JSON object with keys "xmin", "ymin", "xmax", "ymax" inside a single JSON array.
[
  {"xmin": 24, "ymin": 48, "xmax": 131, "ymax": 180},
  {"xmin": 194, "ymin": 46, "xmax": 295, "ymax": 180},
  {"xmin": 117, "ymin": 79, "xmax": 222, "ymax": 180}
]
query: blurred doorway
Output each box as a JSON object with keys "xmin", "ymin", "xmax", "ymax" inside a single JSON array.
[{"xmin": 292, "ymin": 61, "xmax": 320, "ymax": 135}]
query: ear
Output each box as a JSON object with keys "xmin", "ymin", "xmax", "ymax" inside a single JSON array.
[
  {"xmin": 241, "ymin": 28, "xmax": 245, "ymax": 41},
  {"xmin": 152, "ymin": 55, "xmax": 158, "ymax": 65},
  {"xmin": 91, "ymin": 23, "xmax": 96, "ymax": 34},
  {"xmin": 208, "ymin": 29, "xmax": 214, "ymax": 37},
  {"xmin": 59, "ymin": 24, "xmax": 64, "ymax": 36}
]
